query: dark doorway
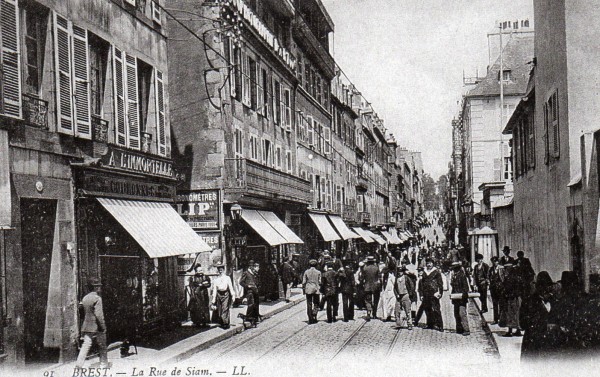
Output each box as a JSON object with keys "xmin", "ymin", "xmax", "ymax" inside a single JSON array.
[
  {"xmin": 100, "ymin": 256, "xmax": 141, "ymax": 344},
  {"xmin": 20, "ymin": 198, "xmax": 58, "ymax": 363}
]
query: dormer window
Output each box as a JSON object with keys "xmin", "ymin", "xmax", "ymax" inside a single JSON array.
[{"xmin": 499, "ymin": 70, "xmax": 512, "ymax": 82}]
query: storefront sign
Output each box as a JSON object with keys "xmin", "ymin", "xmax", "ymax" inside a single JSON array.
[
  {"xmin": 100, "ymin": 146, "xmax": 174, "ymax": 179},
  {"xmin": 79, "ymin": 171, "xmax": 175, "ymax": 200},
  {"xmin": 199, "ymin": 232, "xmax": 221, "ymax": 250},
  {"xmin": 176, "ymin": 190, "xmax": 221, "ymax": 230},
  {"xmin": 228, "ymin": 0, "xmax": 296, "ymax": 71}
]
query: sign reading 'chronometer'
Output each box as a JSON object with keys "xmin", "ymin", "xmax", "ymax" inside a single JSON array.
[{"xmin": 175, "ymin": 189, "xmax": 221, "ymax": 230}]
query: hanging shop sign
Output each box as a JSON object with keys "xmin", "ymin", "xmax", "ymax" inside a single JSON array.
[
  {"xmin": 100, "ymin": 146, "xmax": 174, "ymax": 179},
  {"xmin": 199, "ymin": 232, "xmax": 221, "ymax": 250},
  {"xmin": 175, "ymin": 190, "xmax": 221, "ymax": 230}
]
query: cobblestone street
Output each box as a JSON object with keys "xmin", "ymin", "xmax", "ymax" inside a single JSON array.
[{"xmin": 171, "ymin": 287, "xmax": 499, "ymax": 377}]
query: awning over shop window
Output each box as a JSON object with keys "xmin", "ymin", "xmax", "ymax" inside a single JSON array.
[
  {"xmin": 97, "ymin": 198, "xmax": 212, "ymax": 258},
  {"xmin": 328, "ymin": 215, "xmax": 360, "ymax": 240},
  {"xmin": 380, "ymin": 231, "xmax": 394, "ymax": 243},
  {"xmin": 366, "ymin": 230, "xmax": 386, "ymax": 245},
  {"xmin": 352, "ymin": 227, "xmax": 375, "ymax": 243},
  {"xmin": 381, "ymin": 230, "xmax": 401, "ymax": 245},
  {"xmin": 389, "ymin": 228, "xmax": 404, "ymax": 244},
  {"xmin": 309, "ymin": 213, "xmax": 341, "ymax": 242},
  {"xmin": 241, "ymin": 209, "xmax": 288, "ymax": 246},
  {"xmin": 258, "ymin": 211, "xmax": 303, "ymax": 244}
]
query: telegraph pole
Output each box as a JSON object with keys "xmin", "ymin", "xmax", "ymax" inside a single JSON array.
[{"xmin": 499, "ymin": 22, "xmax": 505, "ymax": 182}]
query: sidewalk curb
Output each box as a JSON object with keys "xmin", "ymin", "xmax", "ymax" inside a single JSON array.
[
  {"xmin": 471, "ymin": 297, "xmax": 500, "ymax": 358},
  {"xmin": 162, "ymin": 295, "xmax": 306, "ymax": 364}
]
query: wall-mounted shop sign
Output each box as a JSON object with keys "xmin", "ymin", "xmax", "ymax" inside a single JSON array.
[
  {"xmin": 175, "ymin": 190, "xmax": 221, "ymax": 230},
  {"xmin": 227, "ymin": 0, "xmax": 296, "ymax": 71},
  {"xmin": 100, "ymin": 146, "xmax": 174, "ymax": 179},
  {"xmin": 78, "ymin": 170, "xmax": 175, "ymax": 200}
]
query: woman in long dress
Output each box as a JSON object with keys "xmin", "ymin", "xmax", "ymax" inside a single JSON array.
[
  {"xmin": 211, "ymin": 264, "xmax": 236, "ymax": 329},
  {"xmin": 188, "ymin": 267, "xmax": 211, "ymax": 327},
  {"xmin": 378, "ymin": 266, "xmax": 397, "ymax": 321}
]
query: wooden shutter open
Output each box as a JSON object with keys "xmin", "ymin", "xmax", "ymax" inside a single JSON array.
[
  {"xmin": 155, "ymin": 70, "xmax": 166, "ymax": 156},
  {"xmin": 72, "ymin": 25, "xmax": 91, "ymax": 139},
  {"xmin": 54, "ymin": 12, "xmax": 73, "ymax": 134},
  {"xmin": 113, "ymin": 46, "xmax": 126, "ymax": 146},
  {"xmin": 0, "ymin": 0, "xmax": 21, "ymax": 119},
  {"xmin": 125, "ymin": 53, "xmax": 140, "ymax": 149}
]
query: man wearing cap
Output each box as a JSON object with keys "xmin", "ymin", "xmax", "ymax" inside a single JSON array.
[
  {"xmin": 76, "ymin": 278, "xmax": 108, "ymax": 368},
  {"xmin": 211, "ymin": 263, "xmax": 235, "ymax": 329},
  {"xmin": 450, "ymin": 261, "xmax": 471, "ymax": 336},
  {"xmin": 473, "ymin": 253, "xmax": 490, "ymax": 313},
  {"xmin": 421, "ymin": 258, "xmax": 444, "ymax": 331},
  {"xmin": 361, "ymin": 256, "xmax": 381, "ymax": 321},
  {"xmin": 240, "ymin": 261, "xmax": 260, "ymax": 326},
  {"xmin": 302, "ymin": 259, "xmax": 322, "ymax": 324},
  {"xmin": 393, "ymin": 266, "xmax": 415, "ymax": 329}
]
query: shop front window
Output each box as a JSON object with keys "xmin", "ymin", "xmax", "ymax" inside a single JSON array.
[{"xmin": 142, "ymin": 257, "xmax": 160, "ymax": 323}]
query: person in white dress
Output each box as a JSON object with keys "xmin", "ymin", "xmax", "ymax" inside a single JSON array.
[{"xmin": 211, "ymin": 264, "xmax": 236, "ymax": 329}]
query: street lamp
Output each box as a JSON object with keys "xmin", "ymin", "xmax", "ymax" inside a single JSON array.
[{"xmin": 230, "ymin": 203, "xmax": 242, "ymax": 220}]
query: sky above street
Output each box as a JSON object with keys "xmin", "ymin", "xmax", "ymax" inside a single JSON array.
[{"xmin": 321, "ymin": 0, "xmax": 534, "ymax": 179}]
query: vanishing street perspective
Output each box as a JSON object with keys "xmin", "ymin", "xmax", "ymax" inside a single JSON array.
[{"xmin": 0, "ymin": 0, "xmax": 600, "ymax": 376}]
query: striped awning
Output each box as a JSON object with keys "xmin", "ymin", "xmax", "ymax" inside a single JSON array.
[
  {"xmin": 97, "ymin": 198, "xmax": 212, "ymax": 258},
  {"xmin": 241, "ymin": 210, "xmax": 288, "ymax": 246},
  {"xmin": 389, "ymin": 228, "xmax": 404, "ymax": 244},
  {"xmin": 258, "ymin": 211, "xmax": 303, "ymax": 244},
  {"xmin": 328, "ymin": 215, "xmax": 360, "ymax": 240},
  {"xmin": 353, "ymin": 227, "xmax": 375, "ymax": 243},
  {"xmin": 309, "ymin": 213, "xmax": 341, "ymax": 242},
  {"xmin": 381, "ymin": 230, "xmax": 401, "ymax": 244}
]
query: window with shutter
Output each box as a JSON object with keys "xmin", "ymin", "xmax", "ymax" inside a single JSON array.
[
  {"xmin": 551, "ymin": 90, "xmax": 559, "ymax": 158},
  {"xmin": 125, "ymin": 54, "xmax": 140, "ymax": 149},
  {"xmin": 324, "ymin": 127, "xmax": 331, "ymax": 155},
  {"xmin": 249, "ymin": 57, "xmax": 256, "ymax": 110},
  {"xmin": 113, "ymin": 47, "xmax": 126, "ymax": 146},
  {"xmin": 528, "ymin": 112, "xmax": 535, "ymax": 168},
  {"xmin": 284, "ymin": 88, "xmax": 291, "ymax": 130},
  {"xmin": 307, "ymin": 116, "xmax": 313, "ymax": 146},
  {"xmin": 273, "ymin": 79, "xmax": 281, "ymax": 125},
  {"xmin": 72, "ymin": 25, "xmax": 92, "ymax": 139},
  {"xmin": 22, "ymin": 5, "xmax": 47, "ymax": 96},
  {"xmin": 151, "ymin": 0, "xmax": 161, "ymax": 25},
  {"xmin": 543, "ymin": 102, "xmax": 549, "ymax": 165},
  {"xmin": 493, "ymin": 158, "xmax": 502, "ymax": 181},
  {"xmin": 256, "ymin": 64, "xmax": 263, "ymax": 115},
  {"xmin": 286, "ymin": 150, "xmax": 292, "ymax": 174},
  {"xmin": 241, "ymin": 51, "xmax": 251, "ymax": 107},
  {"xmin": 1, "ymin": 0, "xmax": 21, "ymax": 119},
  {"xmin": 261, "ymin": 68, "xmax": 268, "ymax": 118},
  {"xmin": 54, "ymin": 12, "xmax": 73, "ymax": 134},
  {"xmin": 155, "ymin": 70, "xmax": 166, "ymax": 156}
]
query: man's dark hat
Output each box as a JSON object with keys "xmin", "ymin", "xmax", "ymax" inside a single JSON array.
[
  {"xmin": 502, "ymin": 246, "xmax": 511, "ymax": 252},
  {"xmin": 397, "ymin": 265, "xmax": 407, "ymax": 272},
  {"xmin": 88, "ymin": 277, "xmax": 102, "ymax": 286},
  {"xmin": 475, "ymin": 253, "xmax": 484, "ymax": 261},
  {"xmin": 535, "ymin": 271, "xmax": 554, "ymax": 291},
  {"xmin": 425, "ymin": 257, "xmax": 434, "ymax": 264}
]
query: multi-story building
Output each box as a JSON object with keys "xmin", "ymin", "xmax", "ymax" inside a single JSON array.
[
  {"xmin": 458, "ymin": 27, "xmax": 533, "ymax": 230},
  {"xmin": 0, "ymin": 0, "xmax": 210, "ymax": 364},
  {"xmin": 502, "ymin": 1, "xmax": 600, "ymax": 292}
]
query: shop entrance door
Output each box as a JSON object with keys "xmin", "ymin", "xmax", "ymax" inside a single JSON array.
[
  {"xmin": 100, "ymin": 256, "xmax": 142, "ymax": 344},
  {"xmin": 20, "ymin": 198, "xmax": 58, "ymax": 363}
]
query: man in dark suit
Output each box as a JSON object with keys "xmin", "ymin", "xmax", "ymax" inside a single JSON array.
[
  {"xmin": 451, "ymin": 261, "xmax": 471, "ymax": 336},
  {"xmin": 281, "ymin": 259, "xmax": 296, "ymax": 302},
  {"xmin": 76, "ymin": 278, "xmax": 108, "ymax": 368},
  {"xmin": 421, "ymin": 257, "xmax": 444, "ymax": 331},
  {"xmin": 240, "ymin": 261, "xmax": 260, "ymax": 326},
  {"xmin": 361, "ymin": 256, "xmax": 381, "ymax": 321},
  {"xmin": 339, "ymin": 262, "xmax": 355, "ymax": 322},
  {"xmin": 473, "ymin": 253, "xmax": 490, "ymax": 313},
  {"xmin": 500, "ymin": 246, "xmax": 516, "ymax": 265},
  {"xmin": 321, "ymin": 262, "xmax": 340, "ymax": 323}
]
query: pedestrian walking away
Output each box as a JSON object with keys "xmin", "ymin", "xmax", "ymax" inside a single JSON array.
[
  {"xmin": 303, "ymin": 259, "xmax": 322, "ymax": 324},
  {"xmin": 76, "ymin": 278, "xmax": 108, "ymax": 369},
  {"xmin": 501, "ymin": 263, "xmax": 522, "ymax": 337},
  {"xmin": 361, "ymin": 256, "xmax": 382, "ymax": 321},
  {"xmin": 321, "ymin": 262, "xmax": 340, "ymax": 323},
  {"xmin": 211, "ymin": 264, "xmax": 236, "ymax": 329},
  {"xmin": 450, "ymin": 262, "xmax": 471, "ymax": 336},
  {"xmin": 281, "ymin": 259, "xmax": 297, "ymax": 302},
  {"xmin": 239, "ymin": 261, "xmax": 261, "ymax": 326},
  {"xmin": 393, "ymin": 266, "xmax": 415, "ymax": 329},
  {"xmin": 339, "ymin": 262, "xmax": 356, "ymax": 321},
  {"xmin": 473, "ymin": 253, "xmax": 490, "ymax": 313}
]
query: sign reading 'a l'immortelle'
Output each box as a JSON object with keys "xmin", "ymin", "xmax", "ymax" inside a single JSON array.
[{"xmin": 101, "ymin": 146, "xmax": 174, "ymax": 179}]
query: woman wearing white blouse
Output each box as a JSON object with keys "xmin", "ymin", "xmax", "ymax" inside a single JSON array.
[{"xmin": 211, "ymin": 264, "xmax": 235, "ymax": 329}]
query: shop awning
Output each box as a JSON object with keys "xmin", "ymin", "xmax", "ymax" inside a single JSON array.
[
  {"xmin": 241, "ymin": 209, "xmax": 288, "ymax": 246},
  {"xmin": 352, "ymin": 227, "xmax": 375, "ymax": 243},
  {"xmin": 97, "ymin": 198, "xmax": 212, "ymax": 258},
  {"xmin": 308, "ymin": 213, "xmax": 341, "ymax": 242},
  {"xmin": 258, "ymin": 211, "xmax": 304, "ymax": 244},
  {"xmin": 366, "ymin": 230, "xmax": 386, "ymax": 245},
  {"xmin": 380, "ymin": 231, "xmax": 394, "ymax": 243},
  {"xmin": 328, "ymin": 215, "xmax": 360, "ymax": 240},
  {"xmin": 389, "ymin": 228, "xmax": 404, "ymax": 244}
]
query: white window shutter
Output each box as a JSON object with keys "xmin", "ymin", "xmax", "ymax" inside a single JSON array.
[
  {"xmin": 284, "ymin": 88, "xmax": 292, "ymax": 131},
  {"xmin": 228, "ymin": 40, "xmax": 236, "ymax": 98},
  {"xmin": 152, "ymin": 1, "xmax": 161, "ymax": 25},
  {"xmin": 155, "ymin": 70, "xmax": 166, "ymax": 156},
  {"xmin": 113, "ymin": 47, "xmax": 126, "ymax": 146},
  {"xmin": 0, "ymin": 0, "xmax": 21, "ymax": 119},
  {"xmin": 125, "ymin": 53, "xmax": 140, "ymax": 149},
  {"xmin": 324, "ymin": 127, "xmax": 331, "ymax": 155},
  {"xmin": 54, "ymin": 12, "xmax": 74, "ymax": 134},
  {"xmin": 72, "ymin": 25, "xmax": 91, "ymax": 139}
]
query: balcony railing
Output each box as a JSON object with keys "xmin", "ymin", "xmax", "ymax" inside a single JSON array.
[
  {"xmin": 225, "ymin": 158, "xmax": 312, "ymax": 205},
  {"xmin": 22, "ymin": 94, "xmax": 48, "ymax": 129}
]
